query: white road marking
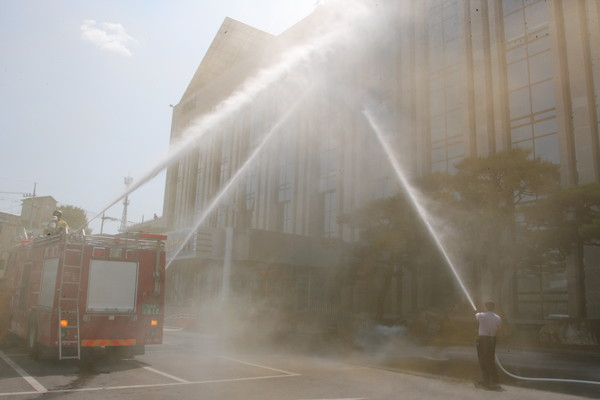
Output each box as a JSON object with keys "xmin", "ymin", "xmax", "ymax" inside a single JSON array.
[
  {"xmin": 214, "ymin": 355, "xmax": 300, "ymax": 376},
  {"xmin": 163, "ymin": 327, "xmax": 183, "ymax": 332},
  {"xmin": 0, "ymin": 373, "xmax": 299, "ymax": 396},
  {"xmin": 139, "ymin": 365, "xmax": 190, "ymax": 383},
  {"xmin": 0, "ymin": 344, "xmax": 302, "ymax": 397},
  {"xmin": 0, "ymin": 351, "xmax": 47, "ymax": 393},
  {"xmin": 164, "ymin": 340, "xmax": 300, "ymax": 377}
]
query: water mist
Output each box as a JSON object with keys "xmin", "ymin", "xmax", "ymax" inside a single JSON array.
[
  {"xmin": 363, "ymin": 105, "xmax": 600, "ymax": 387},
  {"xmin": 82, "ymin": 0, "xmax": 375, "ymax": 232},
  {"xmin": 362, "ymin": 105, "xmax": 477, "ymax": 311},
  {"xmin": 165, "ymin": 91, "xmax": 310, "ymax": 268}
]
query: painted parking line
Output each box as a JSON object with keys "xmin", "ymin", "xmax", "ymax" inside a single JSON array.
[
  {"xmin": 0, "ymin": 372, "xmax": 300, "ymax": 397},
  {"xmin": 164, "ymin": 341, "xmax": 300, "ymax": 377},
  {"xmin": 0, "ymin": 351, "xmax": 47, "ymax": 393},
  {"xmin": 136, "ymin": 364, "xmax": 191, "ymax": 383},
  {"xmin": 213, "ymin": 355, "xmax": 300, "ymax": 377}
]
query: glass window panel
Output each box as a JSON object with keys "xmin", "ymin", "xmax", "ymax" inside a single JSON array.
[
  {"xmin": 446, "ymin": 109, "xmax": 464, "ymax": 137},
  {"xmin": 430, "ymin": 76, "xmax": 444, "ymax": 92},
  {"xmin": 429, "ymin": 23, "xmax": 443, "ymax": 47},
  {"xmin": 503, "ymin": 0, "xmax": 523, "ymax": 16},
  {"xmin": 445, "ymin": 84, "xmax": 462, "ymax": 108},
  {"xmin": 431, "ymin": 115, "xmax": 445, "ymax": 141},
  {"xmin": 429, "ymin": 7, "xmax": 442, "ymax": 25},
  {"xmin": 535, "ymin": 133, "xmax": 560, "ymax": 163},
  {"xmin": 531, "ymin": 80, "xmax": 555, "ymax": 113},
  {"xmin": 509, "ymin": 87, "xmax": 532, "ymax": 119},
  {"xmin": 443, "ymin": 15, "xmax": 459, "ymax": 41},
  {"xmin": 529, "ymin": 51, "xmax": 553, "ymax": 83},
  {"xmin": 432, "ymin": 161, "xmax": 447, "ymax": 172},
  {"xmin": 543, "ymin": 273, "xmax": 567, "ymax": 291},
  {"xmin": 543, "ymin": 303, "xmax": 569, "ymax": 319},
  {"xmin": 506, "ymin": 46, "xmax": 527, "ymax": 63},
  {"xmin": 430, "ymin": 89, "xmax": 445, "ymax": 115},
  {"xmin": 283, "ymin": 202, "xmax": 292, "ymax": 234},
  {"xmin": 504, "ymin": 10, "xmax": 525, "ymax": 41},
  {"xmin": 431, "ymin": 147, "xmax": 446, "ymax": 162},
  {"xmin": 445, "ymin": 38, "xmax": 461, "ymax": 66},
  {"xmin": 447, "ymin": 142, "xmax": 464, "ymax": 158},
  {"xmin": 533, "ymin": 118, "xmax": 557, "ymax": 137},
  {"xmin": 442, "ymin": 3, "xmax": 457, "ymax": 19},
  {"xmin": 528, "ymin": 34, "xmax": 550, "ymax": 55},
  {"xmin": 518, "ymin": 303, "xmax": 542, "ymax": 319},
  {"xmin": 507, "ymin": 59, "xmax": 529, "ymax": 90},
  {"xmin": 429, "ymin": 47, "xmax": 444, "ymax": 72},
  {"xmin": 534, "ymin": 110, "xmax": 555, "ymax": 121},
  {"xmin": 525, "ymin": 0, "xmax": 548, "ymax": 32},
  {"xmin": 511, "ymin": 124, "xmax": 533, "ymax": 142},
  {"xmin": 324, "ymin": 191, "xmax": 337, "ymax": 238},
  {"xmin": 513, "ymin": 140, "xmax": 533, "ymax": 151},
  {"xmin": 448, "ymin": 157, "xmax": 462, "ymax": 173}
]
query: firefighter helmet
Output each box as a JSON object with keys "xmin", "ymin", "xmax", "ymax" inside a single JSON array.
[{"xmin": 53, "ymin": 210, "xmax": 63, "ymax": 218}]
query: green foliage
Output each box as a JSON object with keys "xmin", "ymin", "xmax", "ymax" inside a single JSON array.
[{"xmin": 57, "ymin": 205, "xmax": 91, "ymax": 234}]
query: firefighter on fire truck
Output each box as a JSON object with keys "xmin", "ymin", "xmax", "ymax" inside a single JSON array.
[{"xmin": 45, "ymin": 210, "xmax": 69, "ymax": 236}]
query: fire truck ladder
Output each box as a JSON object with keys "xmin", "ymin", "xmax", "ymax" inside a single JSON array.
[{"xmin": 58, "ymin": 244, "xmax": 84, "ymax": 360}]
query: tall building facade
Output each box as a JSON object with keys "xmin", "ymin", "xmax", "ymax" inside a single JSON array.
[{"xmin": 164, "ymin": 1, "xmax": 600, "ymax": 324}]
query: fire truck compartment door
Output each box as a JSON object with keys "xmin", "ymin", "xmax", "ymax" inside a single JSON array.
[
  {"xmin": 87, "ymin": 260, "xmax": 138, "ymax": 312},
  {"xmin": 39, "ymin": 258, "xmax": 59, "ymax": 307}
]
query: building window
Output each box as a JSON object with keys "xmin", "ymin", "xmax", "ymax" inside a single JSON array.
[
  {"xmin": 323, "ymin": 191, "xmax": 337, "ymax": 238},
  {"xmin": 318, "ymin": 130, "xmax": 338, "ymax": 193},
  {"xmin": 278, "ymin": 146, "xmax": 293, "ymax": 202},
  {"xmin": 281, "ymin": 201, "xmax": 292, "ymax": 234},
  {"xmin": 503, "ymin": 0, "xmax": 559, "ymax": 164},
  {"xmin": 245, "ymin": 167, "xmax": 257, "ymax": 211},
  {"xmin": 219, "ymin": 136, "xmax": 231, "ymax": 187},
  {"xmin": 194, "ymin": 152, "xmax": 206, "ymax": 219},
  {"xmin": 428, "ymin": 0, "xmax": 466, "ymax": 173},
  {"xmin": 585, "ymin": 3, "xmax": 600, "ymax": 152}
]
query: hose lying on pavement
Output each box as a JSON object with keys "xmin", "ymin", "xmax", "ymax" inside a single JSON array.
[{"xmin": 495, "ymin": 354, "xmax": 600, "ymax": 386}]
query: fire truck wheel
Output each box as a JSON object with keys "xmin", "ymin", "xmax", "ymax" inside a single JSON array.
[{"xmin": 27, "ymin": 322, "xmax": 40, "ymax": 360}]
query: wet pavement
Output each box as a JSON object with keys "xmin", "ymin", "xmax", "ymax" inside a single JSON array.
[{"xmin": 352, "ymin": 343, "xmax": 600, "ymax": 398}]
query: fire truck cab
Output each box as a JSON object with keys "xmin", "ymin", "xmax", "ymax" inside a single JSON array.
[{"xmin": 4, "ymin": 231, "xmax": 166, "ymax": 360}]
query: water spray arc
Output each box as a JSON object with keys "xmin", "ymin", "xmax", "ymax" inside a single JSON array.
[
  {"xmin": 363, "ymin": 106, "xmax": 600, "ymax": 387},
  {"xmin": 362, "ymin": 108, "xmax": 477, "ymax": 311},
  {"xmin": 165, "ymin": 92, "xmax": 309, "ymax": 269},
  {"xmin": 80, "ymin": 0, "xmax": 374, "ymax": 233}
]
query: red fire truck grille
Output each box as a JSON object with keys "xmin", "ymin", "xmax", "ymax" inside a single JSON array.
[{"xmin": 81, "ymin": 339, "xmax": 137, "ymax": 347}]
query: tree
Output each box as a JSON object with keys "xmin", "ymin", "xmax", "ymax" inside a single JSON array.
[
  {"xmin": 57, "ymin": 205, "xmax": 92, "ymax": 234},
  {"xmin": 422, "ymin": 148, "xmax": 561, "ymax": 318},
  {"xmin": 525, "ymin": 182, "xmax": 600, "ymax": 318},
  {"xmin": 339, "ymin": 193, "xmax": 436, "ymax": 321}
]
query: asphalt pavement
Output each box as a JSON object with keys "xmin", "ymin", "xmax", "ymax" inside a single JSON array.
[{"xmin": 345, "ymin": 341, "xmax": 600, "ymax": 398}]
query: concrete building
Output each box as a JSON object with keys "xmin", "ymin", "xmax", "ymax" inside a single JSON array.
[
  {"xmin": 0, "ymin": 212, "xmax": 20, "ymax": 279},
  {"xmin": 163, "ymin": 1, "xmax": 600, "ymax": 328},
  {"xmin": 20, "ymin": 196, "xmax": 57, "ymax": 235}
]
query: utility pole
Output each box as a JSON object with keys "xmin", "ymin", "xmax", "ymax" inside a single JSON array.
[
  {"xmin": 24, "ymin": 182, "xmax": 37, "ymax": 230},
  {"xmin": 119, "ymin": 176, "xmax": 133, "ymax": 233}
]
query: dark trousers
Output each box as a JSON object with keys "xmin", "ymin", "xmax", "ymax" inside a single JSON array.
[{"xmin": 476, "ymin": 335, "xmax": 498, "ymax": 384}]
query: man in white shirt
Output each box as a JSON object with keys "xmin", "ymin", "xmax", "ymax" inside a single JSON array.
[{"xmin": 475, "ymin": 301, "xmax": 502, "ymax": 390}]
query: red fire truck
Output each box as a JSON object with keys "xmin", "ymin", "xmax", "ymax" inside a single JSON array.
[{"xmin": 4, "ymin": 231, "xmax": 166, "ymax": 360}]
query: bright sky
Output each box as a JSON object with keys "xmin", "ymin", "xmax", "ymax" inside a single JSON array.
[{"xmin": 0, "ymin": 0, "xmax": 316, "ymax": 234}]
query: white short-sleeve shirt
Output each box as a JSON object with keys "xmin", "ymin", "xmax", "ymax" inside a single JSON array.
[{"xmin": 476, "ymin": 311, "xmax": 502, "ymax": 336}]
